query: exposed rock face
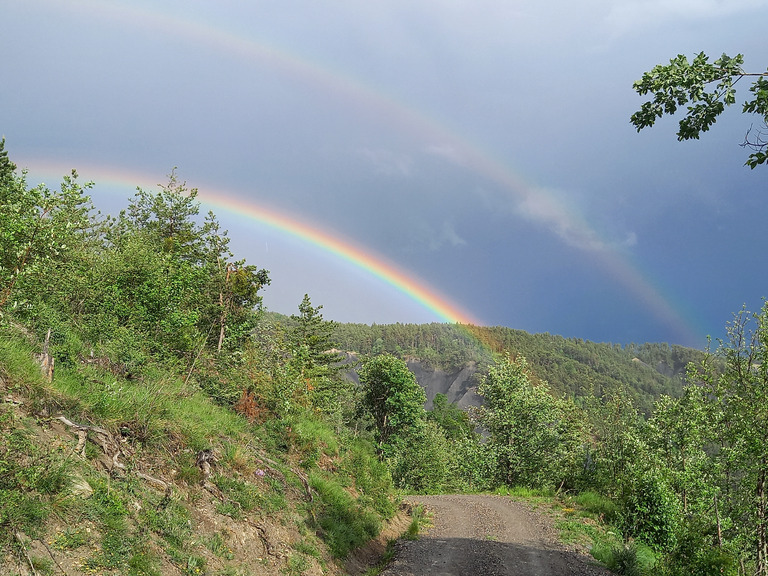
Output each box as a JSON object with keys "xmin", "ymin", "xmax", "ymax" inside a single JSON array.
[{"xmin": 405, "ymin": 359, "xmax": 482, "ymax": 410}]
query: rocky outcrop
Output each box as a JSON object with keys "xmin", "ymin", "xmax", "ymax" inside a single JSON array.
[{"xmin": 405, "ymin": 359, "xmax": 482, "ymax": 409}]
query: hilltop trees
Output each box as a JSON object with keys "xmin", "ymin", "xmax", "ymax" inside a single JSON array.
[
  {"xmin": 631, "ymin": 52, "xmax": 768, "ymax": 167},
  {"xmin": 0, "ymin": 146, "xmax": 271, "ymax": 371}
]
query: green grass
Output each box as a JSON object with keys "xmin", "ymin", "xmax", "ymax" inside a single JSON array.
[
  {"xmin": 574, "ymin": 490, "xmax": 621, "ymax": 523},
  {"xmin": 591, "ymin": 540, "xmax": 657, "ymax": 576},
  {"xmin": 309, "ymin": 473, "xmax": 382, "ymax": 558},
  {"xmin": 0, "ymin": 405, "xmax": 75, "ymax": 543},
  {"xmin": 404, "ymin": 505, "xmax": 427, "ymax": 540},
  {"xmin": 494, "ymin": 485, "xmax": 555, "ymax": 499}
]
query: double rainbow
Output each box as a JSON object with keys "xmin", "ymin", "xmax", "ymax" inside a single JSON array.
[{"xmin": 18, "ymin": 0, "xmax": 702, "ymax": 345}]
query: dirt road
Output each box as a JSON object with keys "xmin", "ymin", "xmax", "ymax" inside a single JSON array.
[{"xmin": 380, "ymin": 495, "xmax": 611, "ymax": 576}]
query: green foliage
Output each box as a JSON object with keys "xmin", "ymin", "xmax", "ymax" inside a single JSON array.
[
  {"xmin": 0, "ymin": 406, "xmax": 73, "ymax": 542},
  {"xmin": 404, "ymin": 505, "xmax": 427, "ymax": 540},
  {"xmin": 579, "ymin": 392, "xmax": 647, "ymax": 497},
  {"xmin": 592, "ymin": 541, "xmax": 656, "ymax": 576},
  {"xmin": 477, "ymin": 356, "xmax": 585, "ymax": 489},
  {"xmin": 340, "ymin": 439, "xmax": 396, "ymax": 518},
  {"xmin": 289, "ymin": 294, "xmax": 345, "ymax": 378},
  {"xmin": 427, "ymin": 393, "xmax": 473, "ymax": 440},
  {"xmin": 388, "ymin": 421, "xmax": 451, "ymax": 494},
  {"xmin": 0, "ymin": 160, "xmax": 95, "ymax": 313},
  {"xmin": 660, "ymin": 516, "xmax": 739, "ymax": 576},
  {"xmin": 620, "ymin": 471, "xmax": 680, "ymax": 551},
  {"xmin": 574, "ymin": 491, "xmax": 620, "ymax": 524},
  {"xmin": 357, "ymin": 353, "xmax": 427, "ymax": 453},
  {"xmin": 631, "ymin": 52, "xmax": 768, "ymax": 168}
]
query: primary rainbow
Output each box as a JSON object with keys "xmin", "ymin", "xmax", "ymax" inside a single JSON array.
[
  {"xmin": 26, "ymin": 0, "xmax": 703, "ymax": 344},
  {"xmin": 20, "ymin": 160, "xmax": 481, "ymax": 327}
]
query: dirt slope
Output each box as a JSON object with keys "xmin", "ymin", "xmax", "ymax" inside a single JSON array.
[{"xmin": 380, "ymin": 495, "xmax": 611, "ymax": 576}]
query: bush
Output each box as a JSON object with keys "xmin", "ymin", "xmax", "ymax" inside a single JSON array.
[
  {"xmin": 620, "ymin": 472, "xmax": 680, "ymax": 551},
  {"xmin": 389, "ymin": 422, "xmax": 451, "ymax": 493},
  {"xmin": 592, "ymin": 541, "xmax": 656, "ymax": 576},
  {"xmin": 660, "ymin": 516, "xmax": 739, "ymax": 576}
]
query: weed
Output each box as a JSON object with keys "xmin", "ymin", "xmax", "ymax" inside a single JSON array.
[
  {"xmin": 574, "ymin": 491, "xmax": 620, "ymax": 523},
  {"xmin": 591, "ymin": 540, "xmax": 656, "ymax": 576},
  {"xmin": 404, "ymin": 505, "xmax": 427, "ymax": 540},
  {"xmin": 292, "ymin": 539, "xmax": 322, "ymax": 560},
  {"xmin": 143, "ymin": 499, "xmax": 192, "ymax": 549},
  {"xmin": 30, "ymin": 555, "xmax": 54, "ymax": 576},
  {"xmin": 341, "ymin": 438, "xmax": 396, "ymax": 519},
  {"xmin": 283, "ymin": 552, "xmax": 310, "ymax": 575},
  {"xmin": 127, "ymin": 545, "xmax": 162, "ymax": 576},
  {"xmin": 52, "ymin": 528, "xmax": 89, "ymax": 550},
  {"xmin": 216, "ymin": 567, "xmax": 251, "ymax": 576},
  {"xmin": 184, "ymin": 554, "xmax": 207, "ymax": 576},
  {"xmin": 361, "ymin": 540, "xmax": 398, "ymax": 576},
  {"xmin": 214, "ymin": 475, "xmax": 261, "ymax": 512},
  {"xmin": 205, "ymin": 531, "xmax": 234, "ymax": 559},
  {"xmin": 502, "ymin": 485, "xmax": 555, "ymax": 499}
]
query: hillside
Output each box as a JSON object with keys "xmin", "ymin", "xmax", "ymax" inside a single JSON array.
[
  {"xmin": 332, "ymin": 322, "xmax": 705, "ymax": 414},
  {"xmin": 0, "ymin": 324, "xmax": 401, "ymax": 576}
]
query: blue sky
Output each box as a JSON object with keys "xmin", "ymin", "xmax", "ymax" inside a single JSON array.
[{"xmin": 3, "ymin": 0, "xmax": 767, "ymax": 348}]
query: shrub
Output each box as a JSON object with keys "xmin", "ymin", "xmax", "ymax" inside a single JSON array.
[{"xmin": 620, "ymin": 472, "xmax": 679, "ymax": 551}]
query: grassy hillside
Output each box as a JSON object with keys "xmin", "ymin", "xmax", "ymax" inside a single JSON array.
[{"xmin": 0, "ymin": 323, "xmax": 398, "ymax": 576}]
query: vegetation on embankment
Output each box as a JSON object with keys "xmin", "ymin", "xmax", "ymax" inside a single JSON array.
[{"xmin": 0, "ymin": 324, "xmax": 398, "ymax": 576}]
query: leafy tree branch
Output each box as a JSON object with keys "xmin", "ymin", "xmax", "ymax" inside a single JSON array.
[{"xmin": 631, "ymin": 52, "xmax": 768, "ymax": 168}]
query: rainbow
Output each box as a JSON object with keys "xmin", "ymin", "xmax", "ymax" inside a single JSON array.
[
  {"xmin": 22, "ymin": 0, "xmax": 702, "ymax": 344},
  {"xmin": 19, "ymin": 160, "xmax": 481, "ymax": 327}
]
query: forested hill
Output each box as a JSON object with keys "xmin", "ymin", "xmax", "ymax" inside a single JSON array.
[{"xmin": 331, "ymin": 322, "xmax": 706, "ymax": 414}]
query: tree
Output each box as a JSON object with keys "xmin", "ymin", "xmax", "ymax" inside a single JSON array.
[
  {"xmin": 100, "ymin": 174, "xmax": 269, "ymax": 359},
  {"xmin": 631, "ymin": 52, "xmax": 768, "ymax": 168},
  {"xmin": 477, "ymin": 356, "xmax": 584, "ymax": 489},
  {"xmin": 427, "ymin": 393, "xmax": 473, "ymax": 440},
  {"xmin": 714, "ymin": 305, "xmax": 768, "ymax": 576},
  {"xmin": 289, "ymin": 294, "xmax": 344, "ymax": 379},
  {"xmin": 0, "ymin": 145, "xmax": 95, "ymax": 312},
  {"xmin": 357, "ymin": 354, "xmax": 426, "ymax": 454}
]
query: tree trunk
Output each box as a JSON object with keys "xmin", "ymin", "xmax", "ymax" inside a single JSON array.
[
  {"xmin": 757, "ymin": 462, "xmax": 768, "ymax": 576},
  {"xmin": 216, "ymin": 265, "xmax": 232, "ymax": 354}
]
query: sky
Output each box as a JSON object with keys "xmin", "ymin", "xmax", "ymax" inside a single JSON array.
[{"xmin": 2, "ymin": 0, "xmax": 767, "ymax": 349}]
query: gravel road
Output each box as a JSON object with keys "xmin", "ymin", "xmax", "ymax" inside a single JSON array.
[{"xmin": 380, "ymin": 494, "xmax": 611, "ymax": 576}]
